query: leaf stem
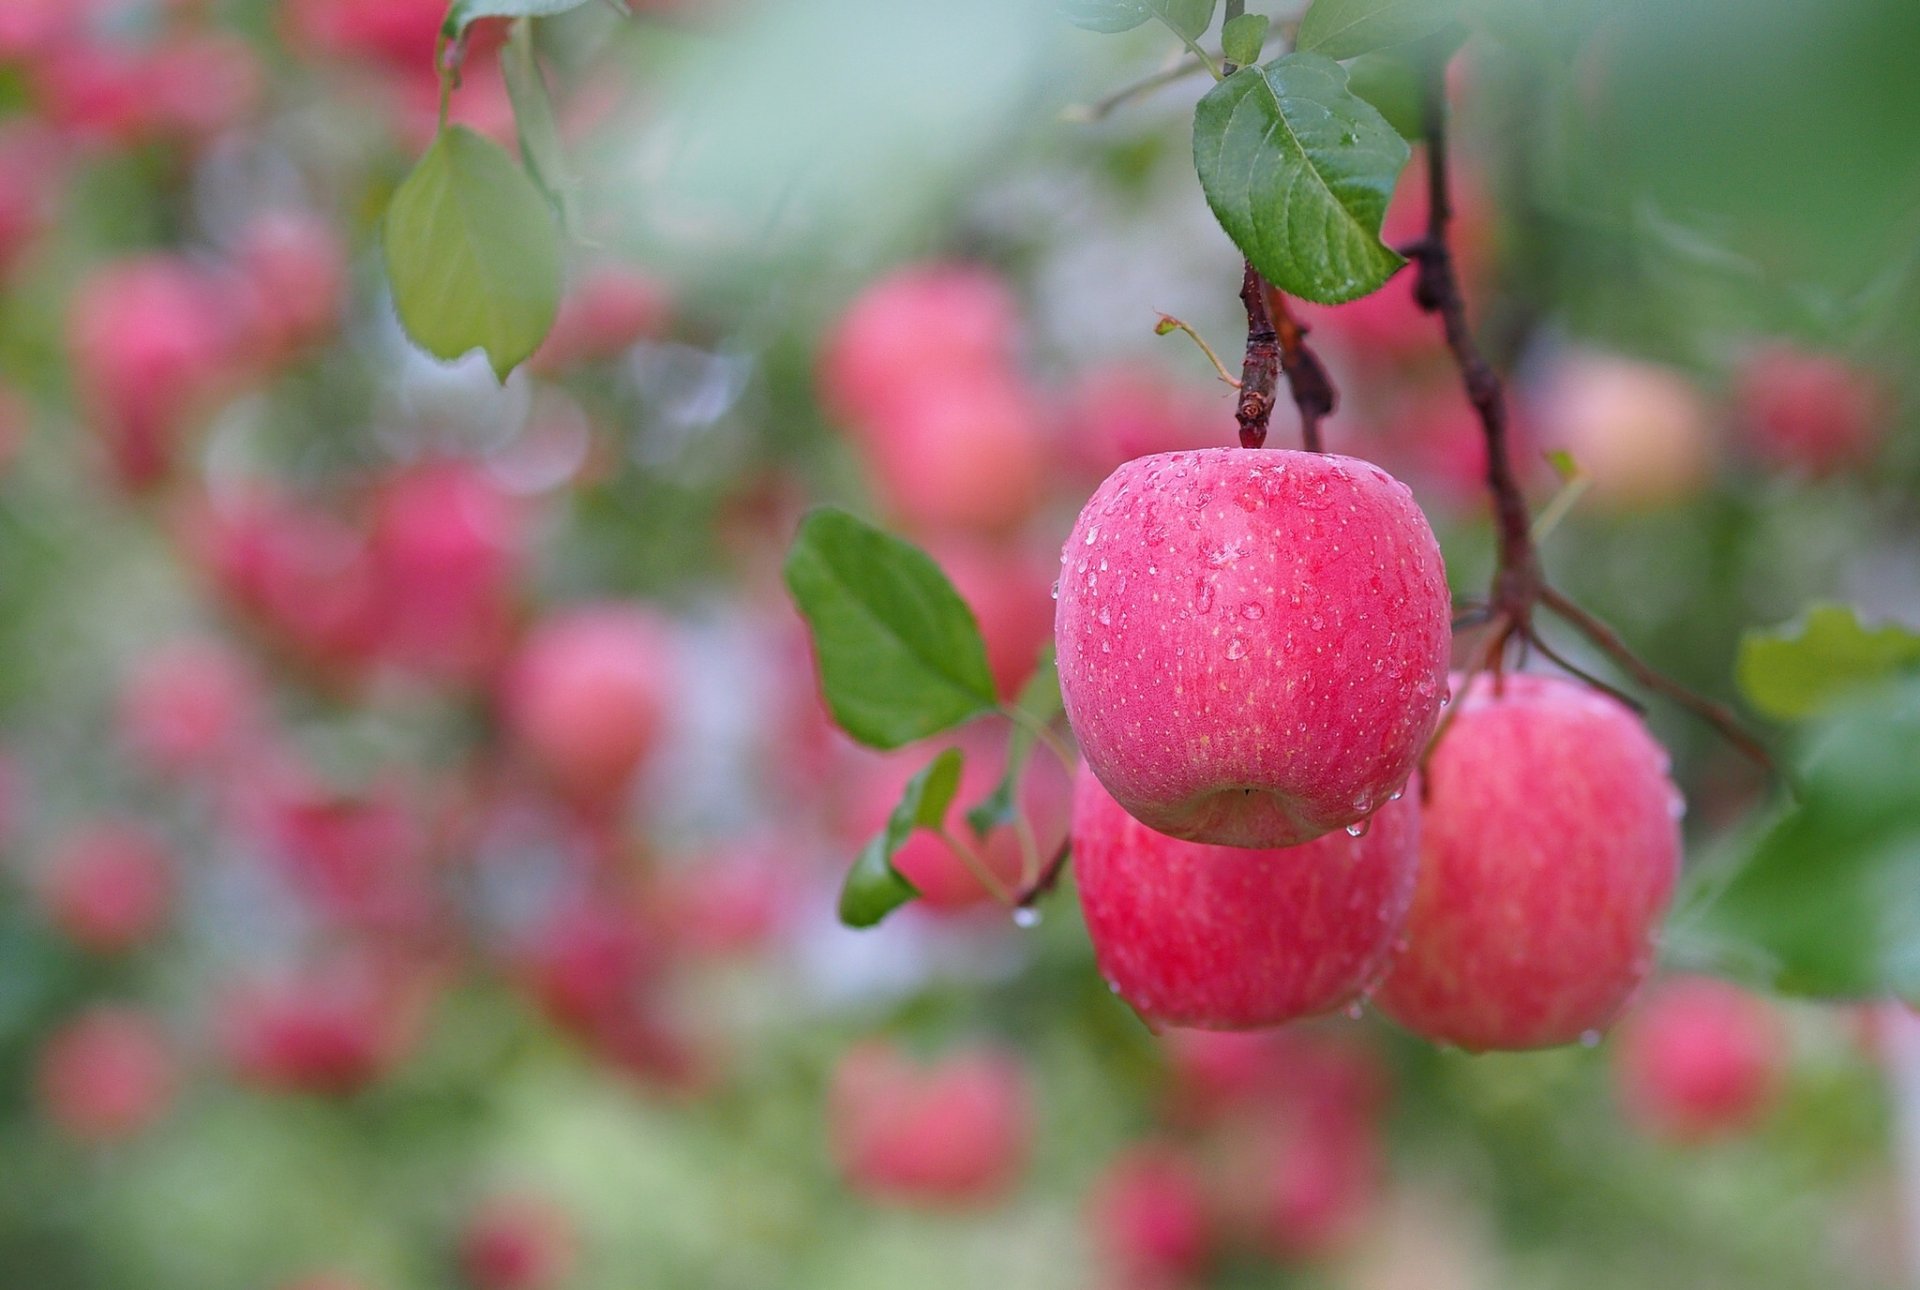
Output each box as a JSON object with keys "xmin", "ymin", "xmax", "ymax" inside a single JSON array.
[
  {"xmin": 1001, "ymin": 703, "xmax": 1079, "ymax": 781},
  {"xmin": 934, "ymin": 827, "xmax": 1016, "ymax": 906},
  {"xmin": 1155, "ymin": 314, "xmax": 1242, "ymax": 388}
]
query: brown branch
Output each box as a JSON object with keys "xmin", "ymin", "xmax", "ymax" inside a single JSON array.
[
  {"xmin": 1262, "ymin": 280, "xmax": 1333, "ymax": 452},
  {"xmin": 1539, "ymin": 587, "xmax": 1778, "ymax": 778},
  {"xmin": 1235, "ymin": 261, "xmax": 1280, "ymax": 449},
  {"xmin": 1522, "ymin": 626, "xmax": 1646, "ymax": 715}
]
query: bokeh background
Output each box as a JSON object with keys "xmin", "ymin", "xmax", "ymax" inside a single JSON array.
[{"xmin": 1, "ymin": 1, "xmax": 1919, "ymax": 1288}]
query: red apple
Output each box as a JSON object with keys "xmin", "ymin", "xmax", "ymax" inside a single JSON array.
[
  {"xmin": 1734, "ymin": 343, "xmax": 1885, "ymax": 478},
  {"xmin": 829, "ymin": 1040, "xmax": 1032, "ymax": 1207},
  {"xmin": 503, "ymin": 605, "xmax": 675, "ymax": 807},
  {"xmin": 1613, "ymin": 975, "xmax": 1787, "ymax": 1143},
  {"xmin": 117, "ymin": 639, "xmax": 260, "ymax": 774},
  {"xmin": 1072, "ymin": 770, "xmax": 1418, "ymax": 1029},
  {"xmin": 40, "ymin": 820, "xmax": 173, "ymax": 955},
  {"xmin": 1376, "ymin": 672, "xmax": 1682, "ymax": 1051},
  {"xmin": 532, "ymin": 264, "xmax": 671, "ymax": 373},
  {"xmin": 820, "ymin": 264, "xmax": 1020, "ymax": 429},
  {"xmin": 855, "ymin": 373, "xmax": 1048, "ymax": 537},
  {"xmin": 220, "ymin": 953, "xmax": 430, "ymax": 1097},
  {"xmin": 459, "ymin": 1193, "xmax": 577, "ymax": 1290},
  {"xmin": 1529, "ymin": 350, "xmax": 1717, "ymax": 508},
  {"xmin": 233, "ymin": 209, "xmax": 349, "ymax": 363},
  {"xmin": 1055, "ymin": 448, "xmax": 1450, "ymax": 847},
  {"xmin": 37, "ymin": 1005, "xmax": 176, "ymax": 1145},
  {"xmin": 1057, "ymin": 364, "xmax": 1224, "ymax": 484},
  {"xmin": 1088, "ymin": 1143, "xmax": 1213, "ymax": 1287}
]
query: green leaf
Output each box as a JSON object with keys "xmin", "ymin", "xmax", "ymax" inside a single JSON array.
[
  {"xmin": 783, "ymin": 509, "xmax": 998, "ymax": 750},
  {"xmin": 1545, "ymin": 449, "xmax": 1580, "ymax": 482},
  {"xmin": 1192, "ymin": 53, "xmax": 1410, "ymax": 304},
  {"xmin": 1736, "ymin": 604, "xmax": 1920, "ymax": 722},
  {"xmin": 1296, "ymin": 0, "xmax": 1458, "ymax": 60},
  {"xmin": 442, "ymin": 0, "xmax": 615, "ymax": 39},
  {"xmin": 839, "ymin": 749, "xmax": 965, "ymax": 928},
  {"xmin": 500, "ymin": 20, "xmax": 579, "ymax": 237},
  {"xmin": 1344, "ymin": 48, "xmax": 1423, "ymax": 139},
  {"xmin": 383, "ymin": 126, "xmax": 562, "ymax": 381},
  {"xmin": 965, "ymin": 645, "xmax": 1064, "ymax": 839},
  {"xmin": 1683, "ymin": 677, "xmax": 1920, "ymax": 999},
  {"xmin": 1059, "ymin": 0, "xmax": 1214, "ymax": 40},
  {"xmin": 1220, "ymin": 12, "xmax": 1270, "ymax": 67}
]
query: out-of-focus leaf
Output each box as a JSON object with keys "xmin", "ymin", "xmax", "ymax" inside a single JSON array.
[
  {"xmin": 1296, "ymin": 0, "xmax": 1458, "ymax": 59},
  {"xmin": 500, "ymin": 20, "xmax": 579, "ymax": 235},
  {"xmin": 783, "ymin": 509, "xmax": 998, "ymax": 750},
  {"xmin": 1686, "ymin": 677, "xmax": 1920, "ymax": 999},
  {"xmin": 383, "ymin": 126, "xmax": 562, "ymax": 380},
  {"xmin": 1344, "ymin": 47, "xmax": 1423, "ymax": 138},
  {"xmin": 1737, "ymin": 604, "xmax": 1920, "ymax": 721},
  {"xmin": 840, "ymin": 748, "xmax": 964, "ymax": 927},
  {"xmin": 1060, "ymin": 0, "xmax": 1214, "ymax": 39},
  {"xmin": 1193, "ymin": 53, "xmax": 1409, "ymax": 303}
]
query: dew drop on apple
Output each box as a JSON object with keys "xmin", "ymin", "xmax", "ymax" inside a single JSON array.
[
  {"xmin": 1240, "ymin": 602, "xmax": 1263, "ymax": 621},
  {"xmin": 1225, "ymin": 638, "xmax": 1246, "ymax": 661},
  {"xmin": 1579, "ymin": 1030, "xmax": 1603, "ymax": 1049},
  {"xmin": 1344, "ymin": 819, "xmax": 1369, "ymax": 838},
  {"xmin": 1012, "ymin": 906, "xmax": 1040, "ymax": 929},
  {"xmin": 1050, "ymin": 580, "xmax": 1060, "ymax": 601}
]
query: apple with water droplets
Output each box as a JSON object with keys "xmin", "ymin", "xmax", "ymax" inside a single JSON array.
[
  {"xmin": 1375, "ymin": 673, "xmax": 1682, "ymax": 1051},
  {"xmin": 1071, "ymin": 769, "xmax": 1419, "ymax": 1030},
  {"xmin": 1055, "ymin": 448, "xmax": 1450, "ymax": 848}
]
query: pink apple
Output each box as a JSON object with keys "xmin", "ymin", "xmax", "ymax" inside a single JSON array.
[
  {"xmin": 503, "ymin": 605, "xmax": 674, "ymax": 807},
  {"xmin": 1248, "ymin": 1110, "xmax": 1381, "ymax": 1260},
  {"xmin": 459, "ymin": 1194, "xmax": 577, "ymax": 1290},
  {"xmin": 1055, "ymin": 448, "xmax": 1450, "ymax": 847},
  {"xmin": 829, "ymin": 1040, "xmax": 1032, "ymax": 1207},
  {"xmin": 37, "ymin": 1005, "xmax": 176, "ymax": 1145},
  {"xmin": 40, "ymin": 820, "xmax": 173, "ymax": 955},
  {"xmin": 1529, "ymin": 350, "xmax": 1717, "ymax": 508},
  {"xmin": 1088, "ymin": 1143, "xmax": 1213, "ymax": 1287},
  {"xmin": 856, "ymin": 373, "xmax": 1048, "ymax": 536},
  {"xmin": 1057, "ymin": 364, "xmax": 1222, "ymax": 484},
  {"xmin": 233, "ymin": 210, "xmax": 349, "ymax": 363},
  {"xmin": 1613, "ymin": 975, "xmax": 1787, "ymax": 1144},
  {"xmin": 1375, "ymin": 672, "xmax": 1682, "ymax": 1051},
  {"xmin": 820, "ymin": 264, "xmax": 1020, "ymax": 429},
  {"xmin": 1162, "ymin": 1026, "xmax": 1390, "ymax": 1128},
  {"xmin": 1734, "ymin": 343, "xmax": 1885, "ymax": 477},
  {"xmin": 1072, "ymin": 771, "xmax": 1418, "ymax": 1029},
  {"xmin": 220, "ymin": 952, "xmax": 431, "ymax": 1097},
  {"xmin": 257, "ymin": 785, "xmax": 436, "ymax": 936},
  {"xmin": 117, "ymin": 639, "xmax": 260, "ymax": 774},
  {"xmin": 0, "ymin": 121, "xmax": 63, "ymax": 281}
]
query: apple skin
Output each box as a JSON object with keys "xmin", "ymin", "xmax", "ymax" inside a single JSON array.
[
  {"xmin": 1072, "ymin": 770, "xmax": 1419, "ymax": 1030},
  {"xmin": 1375, "ymin": 672, "xmax": 1682, "ymax": 1051},
  {"xmin": 1056, "ymin": 448, "xmax": 1450, "ymax": 848},
  {"xmin": 1087, "ymin": 1143, "xmax": 1213, "ymax": 1287},
  {"xmin": 828, "ymin": 1040, "xmax": 1032, "ymax": 1208},
  {"xmin": 40, "ymin": 820, "xmax": 173, "ymax": 955},
  {"xmin": 1734, "ymin": 343, "xmax": 1884, "ymax": 478},
  {"xmin": 36, "ymin": 1006, "xmax": 176, "ymax": 1145},
  {"xmin": 1612, "ymin": 975, "xmax": 1786, "ymax": 1144}
]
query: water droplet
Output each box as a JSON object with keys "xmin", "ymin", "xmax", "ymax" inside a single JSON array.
[
  {"xmin": 1012, "ymin": 906, "xmax": 1040, "ymax": 929},
  {"xmin": 1345, "ymin": 819, "xmax": 1370, "ymax": 838},
  {"xmin": 1097, "ymin": 607, "xmax": 1112, "ymax": 626},
  {"xmin": 1049, "ymin": 580, "xmax": 1060, "ymax": 601},
  {"xmin": 1225, "ymin": 638, "xmax": 1246, "ymax": 660},
  {"xmin": 1579, "ymin": 1030, "xmax": 1602, "ymax": 1049},
  {"xmin": 1344, "ymin": 1000, "xmax": 1366, "ymax": 1021},
  {"xmin": 1084, "ymin": 526, "xmax": 1100, "ymax": 545},
  {"xmin": 1241, "ymin": 603, "xmax": 1264, "ymax": 621},
  {"xmin": 1196, "ymin": 584, "xmax": 1215, "ymax": 614}
]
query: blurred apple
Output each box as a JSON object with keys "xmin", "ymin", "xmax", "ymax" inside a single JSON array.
[
  {"xmin": 40, "ymin": 819, "xmax": 173, "ymax": 955},
  {"xmin": 829, "ymin": 1040, "xmax": 1032, "ymax": 1207},
  {"xmin": 37, "ymin": 1006, "xmax": 176, "ymax": 1144}
]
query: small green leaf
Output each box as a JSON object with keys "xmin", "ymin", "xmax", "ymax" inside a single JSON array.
[
  {"xmin": 383, "ymin": 126, "xmax": 562, "ymax": 380},
  {"xmin": 500, "ymin": 20, "xmax": 579, "ymax": 236},
  {"xmin": 1737, "ymin": 604, "xmax": 1920, "ymax": 721},
  {"xmin": 1221, "ymin": 12, "xmax": 1269, "ymax": 67},
  {"xmin": 783, "ymin": 509, "xmax": 998, "ymax": 750},
  {"xmin": 1545, "ymin": 449, "xmax": 1581, "ymax": 482},
  {"xmin": 1296, "ymin": 0, "xmax": 1458, "ymax": 60},
  {"xmin": 1059, "ymin": 0, "xmax": 1214, "ymax": 39},
  {"xmin": 839, "ymin": 749, "xmax": 965, "ymax": 928},
  {"xmin": 1193, "ymin": 53, "xmax": 1410, "ymax": 304},
  {"xmin": 966, "ymin": 646, "xmax": 1064, "ymax": 839},
  {"xmin": 442, "ymin": 0, "xmax": 615, "ymax": 39},
  {"xmin": 1683, "ymin": 677, "xmax": 1920, "ymax": 1000},
  {"xmin": 1344, "ymin": 48, "xmax": 1423, "ymax": 139}
]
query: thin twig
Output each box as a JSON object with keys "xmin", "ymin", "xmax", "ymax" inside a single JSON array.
[
  {"xmin": 1156, "ymin": 314, "xmax": 1242, "ymax": 388},
  {"xmin": 1522, "ymin": 627, "xmax": 1647, "ymax": 715},
  {"xmin": 1013, "ymin": 838, "xmax": 1073, "ymax": 909},
  {"xmin": 1539, "ymin": 587, "xmax": 1777, "ymax": 778},
  {"xmin": 1064, "ymin": 56, "xmax": 1208, "ymax": 123}
]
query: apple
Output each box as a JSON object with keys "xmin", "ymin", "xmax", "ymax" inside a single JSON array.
[
  {"xmin": 856, "ymin": 372, "xmax": 1048, "ymax": 537},
  {"xmin": 220, "ymin": 953, "xmax": 430, "ymax": 1097},
  {"xmin": 925, "ymin": 534, "xmax": 1056, "ymax": 701},
  {"xmin": 1162, "ymin": 1026, "xmax": 1391, "ymax": 1128},
  {"xmin": 1072, "ymin": 771, "xmax": 1418, "ymax": 1030},
  {"xmin": 1613, "ymin": 975, "xmax": 1787, "ymax": 1144},
  {"xmin": 1057, "ymin": 364, "xmax": 1222, "ymax": 484},
  {"xmin": 233, "ymin": 209, "xmax": 348, "ymax": 363},
  {"xmin": 828, "ymin": 1040, "xmax": 1032, "ymax": 1207},
  {"xmin": 1055, "ymin": 448, "xmax": 1450, "ymax": 848},
  {"xmin": 1734, "ymin": 343, "xmax": 1885, "ymax": 478},
  {"xmin": 37, "ymin": 1006, "xmax": 176, "ymax": 1145},
  {"xmin": 1088, "ymin": 1143, "xmax": 1213, "ymax": 1287},
  {"xmin": 819, "ymin": 264, "xmax": 1020, "ymax": 430},
  {"xmin": 532, "ymin": 264, "xmax": 670, "ymax": 373},
  {"xmin": 1250, "ymin": 1111, "xmax": 1380, "ymax": 1261},
  {"xmin": 40, "ymin": 820, "xmax": 173, "ymax": 955},
  {"xmin": 1375, "ymin": 672, "xmax": 1682, "ymax": 1051},
  {"xmin": 117, "ymin": 639, "xmax": 260, "ymax": 774},
  {"xmin": 1528, "ymin": 350, "xmax": 1717, "ymax": 508},
  {"xmin": 503, "ymin": 605, "xmax": 675, "ymax": 808},
  {"xmin": 459, "ymin": 1194, "xmax": 577, "ymax": 1290}
]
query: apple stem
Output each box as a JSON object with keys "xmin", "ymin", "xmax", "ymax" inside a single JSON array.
[
  {"xmin": 1404, "ymin": 51, "xmax": 1781, "ymax": 785},
  {"xmin": 1234, "ymin": 264, "xmax": 1333, "ymax": 452},
  {"xmin": 1013, "ymin": 837, "xmax": 1073, "ymax": 910}
]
